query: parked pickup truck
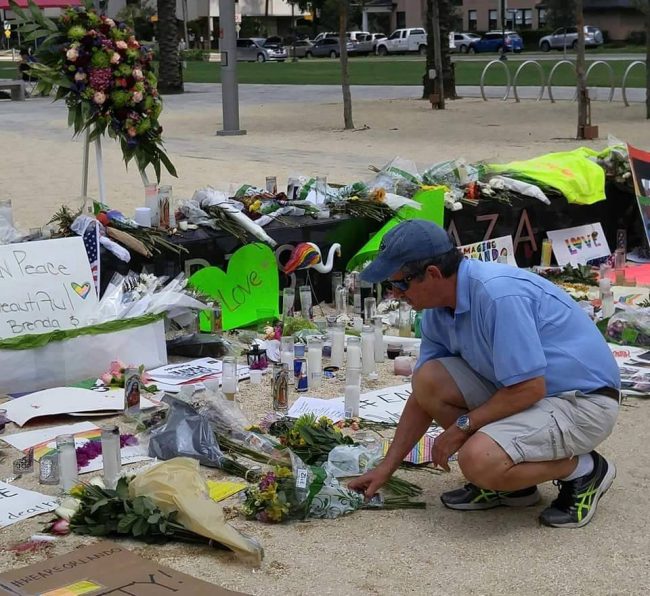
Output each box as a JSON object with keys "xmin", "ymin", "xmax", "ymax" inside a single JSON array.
[{"xmin": 375, "ymin": 28, "xmax": 427, "ymax": 56}]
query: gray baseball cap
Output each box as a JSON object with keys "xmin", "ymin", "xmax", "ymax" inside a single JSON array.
[{"xmin": 360, "ymin": 219, "xmax": 454, "ymax": 283}]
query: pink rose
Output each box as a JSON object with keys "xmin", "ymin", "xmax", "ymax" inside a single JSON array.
[
  {"xmin": 49, "ymin": 519, "xmax": 70, "ymax": 536},
  {"xmin": 100, "ymin": 373, "xmax": 113, "ymax": 386},
  {"xmin": 132, "ymin": 91, "xmax": 143, "ymax": 103},
  {"xmin": 110, "ymin": 360, "xmax": 126, "ymax": 374},
  {"xmin": 127, "ymin": 127, "xmax": 137, "ymax": 137},
  {"xmin": 74, "ymin": 71, "xmax": 87, "ymax": 82},
  {"xmin": 128, "ymin": 37, "xmax": 140, "ymax": 49},
  {"xmin": 104, "ymin": 18, "xmax": 116, "ymax": 27},
  {"xmin": 110, "ymin": 52, "xmax": 121, "ymax": 65},
  {"xmin": 116, "ymin": 40, "xmax": 128, "ymax": 50},
  {"xmin": 93, "ymin": 91, "xmax": 106, "ymax": 105},
  {"xmin": 132, "ymin": 68, "xmax": 144, "ymax": 81},
  {"xmin": 66, "ymin": 47, "xmax": 79, "ymax": 62}
]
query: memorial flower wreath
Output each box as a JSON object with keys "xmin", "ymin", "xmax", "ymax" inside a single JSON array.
[{"xmin": 11, "ymin": 0, "xmax": 176, "ymax": 180}]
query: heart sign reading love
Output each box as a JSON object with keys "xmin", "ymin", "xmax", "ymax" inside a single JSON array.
[{"xmin": 189, "ymin": 243, "xmax": 280, "ymax": 331}]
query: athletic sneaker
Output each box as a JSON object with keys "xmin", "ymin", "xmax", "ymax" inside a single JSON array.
[
  {"xmin": 440, "ymin": 483, "xmax": 541, "ymax": 511},
  {"xmin": 539, "ymin": 451, "xmax": 616, "ymax": 529}
]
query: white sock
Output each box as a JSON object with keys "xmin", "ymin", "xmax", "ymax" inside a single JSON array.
[{"xmin": 561, "ymin": 454, "xmax": 594, "ymax": 481}]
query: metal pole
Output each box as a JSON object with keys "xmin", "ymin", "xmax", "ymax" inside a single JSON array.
[
  {"xmin": 182, "ymin": 0, "xmax": 189, "ymax": 50},
  {"xmin": 499, "ymin": 0, "xmax": 507, "ymax": 61},
  {"xmin": 81, "ymin": 130, "xmax": 90, "ymax": 198},
  {"xmin": 217, "ymin": 0, "xmax": 246, "ymax": 136}
]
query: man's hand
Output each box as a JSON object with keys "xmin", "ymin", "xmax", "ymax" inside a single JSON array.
[
  {"xmin": 431, "ymin": 426, "xmax": 470, "ymax": 472},
  {"xmin": 348, "ymin": 467, "xmax": 393, "ymax": 500}
]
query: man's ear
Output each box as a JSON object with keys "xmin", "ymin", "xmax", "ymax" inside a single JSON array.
[{"xmin": 426, "ymin": 265, "xmax": 443, "ymax": 279}]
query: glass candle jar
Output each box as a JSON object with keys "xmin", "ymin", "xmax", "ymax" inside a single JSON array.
[
  {"xmin": 398, "ymin": 300, "xmax": 412, "ymax": 338},
  {"xmin": 56, "ymin": 434, "xmax": 79, "ymax": 492},
  {"xmin": 221, "ymin": 356, "xmax": 238, "ymax": 399},
  {"xmin": 299, "ymin": 285, "xmax": 313, "ymax": 320},
  {"xmin": 344, "ymin": 366, "xmax": 361, "ymax": 418},
  {"xmin": 329, "ymin": 323, "xmax": 345, "ymax": 369},
  {"xmin": 346, "ymin": 336, "xmax": 362, "ymax": 369},
  {"xmin": 101, "ymin": 425, "xmax": 121, "ymax": 490},
  {"xmin": 361, "ymin": 325, "xmax": 376, "ymax": 376},
  {"xmin": 373, "ymin": 316, "xmax": 385, "ymax": 363},
  {"xmin": 364, "ymin": 297, "xmax": 377, "ymax": 324}
]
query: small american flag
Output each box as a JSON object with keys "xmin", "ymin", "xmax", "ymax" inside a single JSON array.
[{"xmin": 83, "ymin": 220, "xmax": 101, "ymax": 295}]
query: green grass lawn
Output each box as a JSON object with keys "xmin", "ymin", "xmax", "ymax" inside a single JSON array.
[{"xmin": 1, "ymin": 57, "xmax": 646, "ymax": 88}]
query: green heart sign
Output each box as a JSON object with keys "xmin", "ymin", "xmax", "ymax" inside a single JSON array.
[{"xmin": 189, "ymin": 243, "xmax": 280, "ymax": 331}]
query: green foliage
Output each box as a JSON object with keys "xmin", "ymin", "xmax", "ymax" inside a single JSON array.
[
  {"xmin": 69, "ymin": 478, "xmax": 205, "ymax": 544},
  {"xmin": 281, "ymin": 317, "xmax": 318, "ymax": 337}
]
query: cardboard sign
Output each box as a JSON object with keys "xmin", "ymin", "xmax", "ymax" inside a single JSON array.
[
  {"xmin": 0, "ymin": 541, "xmax": 244, "ymax": 595},
  {"xmin": 0, "ymin": 237, "xmax": 98, "ymax": 339},
  {"xmin": 628, "ymin": 144, "xmax": 650, "ymax": 249},
  {"xmin": 189, "ymin": 243, "xmax": 279, "ymax": 331},
  {"xmin": 459, "ymin": 235, "xmax": 517, "ymax": 266},
  {"xmin": 0, "ymin": 480, "xmax": 58, "ymax": 528},
  {"xmin": 287, "ymin": 396, "xmax": 345, "ymax": 422},
  {"xmin": 546, "ymin": 223, "xmax": 610, "ymax": 266}
]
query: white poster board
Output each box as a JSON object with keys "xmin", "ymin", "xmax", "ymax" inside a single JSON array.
[
  {"xmin": 546, "ymin": 223, "xmax": 610, "ymax": 267},
  {"xmin": 459, "ymin": 235, "xmax": 518, "ymax": 266},
  {"xmin": 0, "ymin": 481, "xmax": 58, "ymax": 528},
  {"xmin": 0, "ymin": 238, "xmax": 98, "ymax": 339}
]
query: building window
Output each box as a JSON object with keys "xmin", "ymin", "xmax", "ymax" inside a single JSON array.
[
  {"xmin": 538, "ymin": 8, "xmax": 547, "ymax": 27},
  {"xmin": 396, "ymin": 11, "xmax": 406, "ymax": 29},
  {"xmin": 518, "ymin": 9, "xmax": 532, "ymax": 30},
  {"xmin": 468, "ymin": 9, "xmax": 477, "ymax": 32},
  {"xmin": 488, "ymin": 9, "xmax": 498, "ymax": 30}
]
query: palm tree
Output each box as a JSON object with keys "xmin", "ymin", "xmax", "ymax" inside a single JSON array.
[
  {"xmin": 157, "ymin": 0, "xmax": 183, "ymax": 94},
  {"xmin": 422, "ymin": 0, "xmax": 457, "ymax": 100}
]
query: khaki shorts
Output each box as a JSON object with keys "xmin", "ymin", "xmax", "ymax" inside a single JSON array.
[{"xmin": 438, "ymin": 357, "xmax": 619, "ymax": 464}]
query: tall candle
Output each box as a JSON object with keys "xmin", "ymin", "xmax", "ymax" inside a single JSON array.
[
  {"xmin": 221, "ymin": 356, "xmax": 238, "ymax": 398},
  {"xmin": 373, "ymin": 316, "xmax": 385, "ymax": 363},
  {"xmin": 330, "ymin": 323, "xmax": 345, "ymax": 368},
  {"xmin": 347, "ymin": 336, "xmax": 362, "ymax": 369},
  {"xmin": 344, "ymin": 366, "xmax": 361, "ymax": 418},
  {"xmin": 361, "ymin": 325, "xmax": 376, "ymax": 376},
  {"xmin": 307, "ymin": 337, "xmax": 322, "ymax": 388}
]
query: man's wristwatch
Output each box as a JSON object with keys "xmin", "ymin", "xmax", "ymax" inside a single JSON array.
[{"xmin": 455, "ymin": 414, "xmax": 472, "ymax": 433}]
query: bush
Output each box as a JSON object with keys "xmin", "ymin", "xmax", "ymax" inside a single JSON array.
[
  {"xmin": 181, "ymin": 49, "xmax": 209, "ymax": 61},
  {"xmin": 626, "ymin": 31, "xmax": 646, "ymax": 45},
  {"xmin": 518, "ymin": 29, "xmax": 553, "ymax": 50}
]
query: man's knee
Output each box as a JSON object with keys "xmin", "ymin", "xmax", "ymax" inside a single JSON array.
[
  {"xmin": 412, "ymin": 360, "xmax": 465, "ymax": 410},
  {"xmin": 458, "ymin": 433, "xmax": 514, "ymax": 489}
]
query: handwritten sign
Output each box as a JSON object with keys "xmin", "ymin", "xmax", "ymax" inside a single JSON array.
[
  {"xmin": 0, "ymin": 480, "xmax": 58, "ymax": 528},
  {"xmin": 189, "ymin": 243, "xmax": 279, "ymax": 331},
  {"xmin": 0, "ymin": 237, "xmax": 98, "ymax": 339},
  {"xmin": 459, "ymin": 235, "xmax": 517, "ymax": 266},
  {"xmin": 546, "ymin": 223, "xmax": 610, "ymax": 266},
  {"xmin": 288, "ymin": 396, "xmax": 345, "ymax": 422}
]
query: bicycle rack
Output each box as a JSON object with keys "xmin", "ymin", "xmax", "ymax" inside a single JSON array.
[
  {"xmin": 622, "ymin": 60, "xmax": 646, "ymax": 107},
  {"xmin": 512, "ymin": 60, "xmax": 546, "ymax": 102},
  {"xmin": 547, "ymin": 60, "xmax": 576, "ymax": 103},
  {"xmin": 480, "ymin": 60, "xmax": 511, "ymax": 101},
  {"xmin": 585, "ymin": 60, "xmax": 615, "ymax": 103}
]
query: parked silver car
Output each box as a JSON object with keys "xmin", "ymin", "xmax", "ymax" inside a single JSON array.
[
  {"xmin": 538, "ymin": 26, "xmax": 604, "ymax": 51},
  {"xmin": 289, "ymin": 39, "xmax": 314, "ymax": 59},
  {"xmin": 236, "ymin": 38, "xmax": 288, "ymax": 62},
  {"xmin": 305, "ymin": 37, "xmax": 358, "ymax": 58}
]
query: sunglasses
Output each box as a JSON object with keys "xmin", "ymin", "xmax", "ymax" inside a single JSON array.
[{"xmin": 388, "ymin": 274, "xmax": 416, "ymax": 292}]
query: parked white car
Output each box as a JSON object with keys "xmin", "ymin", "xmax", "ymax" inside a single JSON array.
[
  {"xmin": 450, "ymin": 32, "xmax": 481, "ymax": 53},
  {"xmin": 375, "ymin": 28, "xmax": 427, "ymax": 56}
]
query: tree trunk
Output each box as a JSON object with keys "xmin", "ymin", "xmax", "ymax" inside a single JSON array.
[
  {"xmin": 575, "ymin": 0, "xmax": 587, "ymax": 138},
  {"xmin": 422, "ymin": 0, "xmax": 457, "ymax": 100},
  {"xmin": 157, "ymin": 0, "xmax": 183, "ymax": 94},
  {"xmin": 339, "ymin": 1, "xmax": 354, "ymax": 129},
  {"xmin": 646, "ymin": 0, "xmax": 650, "ymax": 119}
]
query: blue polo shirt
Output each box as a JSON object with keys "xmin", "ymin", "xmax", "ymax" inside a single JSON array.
[{"xmin": 417, "ymin": 259, "xmax": 620, "ymax": 394}]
